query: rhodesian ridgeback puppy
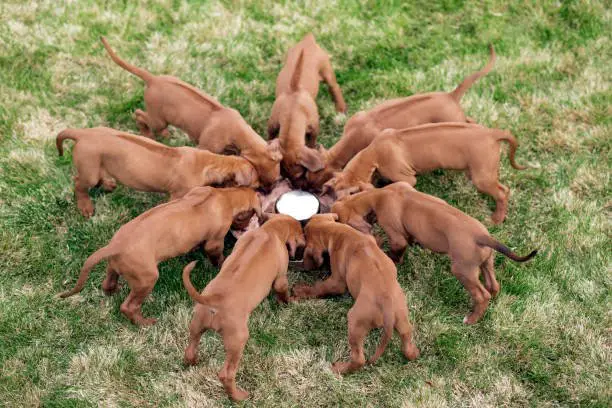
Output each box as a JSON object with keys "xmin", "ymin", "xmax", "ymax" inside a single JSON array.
[
  {"xmin": 59, "ymin": 187, "xmax": 262, "ymax": 325},
  {"xmin": 306, "ymin": 45, "xmax": 496, "ymax": 190},
  {"xmin": 57, "ymin": 127, "xmax": 259, "ymax": 217},
  {"xmin": 332, "ymin": 182, "xmax": 537, "ymax": 324},
  {"xmin": 292, "ymin": 214, "xmax": 419, "ymax": 375},
  {"xmin": 268, "ymin": 34, "xmax": 346, "ymax": 182},
  {"xmin": 323, "ymin": 122, "xmax": 528, "ymax": 224},
  {"xmin": 101, "ymin": 37, "xmax": 282, "ymax": 186},
  {"xmin": 182, "ymin": 214, "xmax": 305, "ymax": 401}
]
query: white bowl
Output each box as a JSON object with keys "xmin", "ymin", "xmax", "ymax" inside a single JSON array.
[{"xmin": 276, "ymin": 190, "xmax": 320, "ymax": 221}]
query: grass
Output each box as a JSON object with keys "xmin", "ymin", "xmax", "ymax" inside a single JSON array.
[{"xmin": 0, "ymin": 0, "xmax": 610, "ymax": 406}]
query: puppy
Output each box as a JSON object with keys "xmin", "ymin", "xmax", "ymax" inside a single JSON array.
[
  {"xmin": 101, "ymin": 37, "xmax": 282, "ymax": 186},
  {"xmin": 268, "ymin": 34, "xmax": 346, "ymax": 183},
  {"xmin": 332, "ymin": 182, "xmax": 537, "ymax": 324},
  {"xmin": 57, "ymin": 127, "xmax": 260, "ymax": 217},
  {"xmin": 292, "ymin": 214, "xmax": 419, "ymax": 375},
  {"xmin": 59, "ymin": 187, "xmax": 262, "ymax": 326},
  {"xmin": 306, "ymin": 45, "xmax": 495, "ymax": 190},
  {"xmin": 323, "ymin": 122, "xmax": 528, "ymax": 224},
  {"xmin": 182, "ymin": 214, "xmax": 305, "ymax": 401}
]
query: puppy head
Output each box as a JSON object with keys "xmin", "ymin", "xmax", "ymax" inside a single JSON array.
[
  {"xmin": 249, "ymin": 139, "xmax": 282, "ymax": 186},
  {"xmin": 332, "ymin": 200, "xmax": 374, "ymax": 234},
  {"xmin": 305, "ymin": 166, "xmax": 335, "ymax": 192},
  {"xmin": 322, "ymin": 172, "xmax": 363, "ymax": 199}
]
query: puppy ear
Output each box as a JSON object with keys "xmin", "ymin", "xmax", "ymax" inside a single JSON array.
[
  {"xmin": 321, "ymin": 177, "xmax": 337, "ymax": 195},
  {"xmin": 358, "ymin": 181, "xmax": 375, "ymax": 192},
  {"xmin": 266, "ymin": 138, "xmax": 283, "ymax": 162},
  {"xmin": 347, "ymin": 214, "xmax": 371, "ymax": 234},
  {"xmin": 298, "ymin": 146, "xmax": 325, "ymax": 172},
  {"xmin": 235, "ymin": 164, "xmax": 258, "ymax": 187}
]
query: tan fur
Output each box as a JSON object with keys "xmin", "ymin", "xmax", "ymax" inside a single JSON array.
[
  {"xmin": 101, "ymin": 37, "xmax": 282, "ymax": 186},
  {"xmin": 323, "ymin": 122, "xmax": 528, "ymax": 224},
  {"xmin": 58, "ymin": 187, "xmax": 263, "ymax": 326},
  {"xmin": 292, "ymin": 214, "xmax": 419, "ymax": 375},
  {"xmin": 56, "ymin": 127, "xmax": 259, "ymax": 217},
  {"xmin": 306, "ymin": 45, "xmax": 496, "ymax": 190},
  {"xmin": 182, "ymin": 214, "xmax": 305, "ymax": 401},
  {"xmin": 332, "ymin": 183, "xmax": 537, "ymax": 324},
  {"xmin": 267, "ymin": 34, "xmax": 346, "ymax": 183}
]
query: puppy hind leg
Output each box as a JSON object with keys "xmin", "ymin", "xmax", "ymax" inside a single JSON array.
[
  {"xmin": 480, "ymin": 253, "xmax": 500, "ymax": 297},
  {"xmin": 135, "ymin": 109, "xmax": 169, "ymax": 139},
  {"xmin": 184, "ymin": 314, "xmax": 209, "ymax": 366},
  {"xmin": 99, "ymin": 168, "xmax": 117, "ymax": 192},
  {"xmin": 394, "ymin": 306, "xmax": 419, "ymax": 361},
  {"xmin": 321, "ymin": 59, "xmax": 347, "ymax": 113},
  {"xmin": 472, "ymin": 175, "xmax": 508, "ymax": 224},
  {"xmin": 452, "ymin": 263, "xmax": 491, "ymax": 325},
  {"xmin": 101, "ymin": 265, "xmax": 120, "ymax": 295},
  {"xmin": 74, "ymin": 173, "xmax": 98, "ymax": 218},
  {"xmin": 219, "ymin": 323, "xmax": 250, "ymax": 401},
  {"xmin": 120, "ymin": 267, "xmax": 159, "ymax": 326},
  {"xmin": 332, "ymin": 304, "xmax": 369, "ymax": 375}
]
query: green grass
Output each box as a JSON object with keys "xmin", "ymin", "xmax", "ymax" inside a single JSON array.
[{"xmin": 0, "ymin": 0, "xmax": 610, "ymax": 406}]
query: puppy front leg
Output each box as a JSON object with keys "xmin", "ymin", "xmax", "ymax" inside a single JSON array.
[
  {"xmin": 204, "ymin": 239, "xmax": 225, "ymax": 267},
  {"xmin": 387, "ymin": 232, "xmax": 408, "ymax": 264},
  {"xmin": 292, "ymin": 276, "xmax": 346, "ymax": 299},
  {"xmin": 273, "ymin": 272, "xmax": 290, "ymax": 304}
]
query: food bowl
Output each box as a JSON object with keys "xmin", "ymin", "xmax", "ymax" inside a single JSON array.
[{"xmin": 275, "ymin": 190, "xmax": 320, "ymax": 221}]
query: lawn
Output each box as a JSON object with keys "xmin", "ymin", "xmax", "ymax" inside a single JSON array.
[{"xmin": 0, "ymin": 0, "xmax": 610, "ymax": 406}]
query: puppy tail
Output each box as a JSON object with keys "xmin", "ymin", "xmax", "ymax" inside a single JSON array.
[
  {"xmin": 290, "ymin": 50, "xmax": 305, "ymax": 92},
  {"xmin": 56, "ymin": 128, "xmax": 80, "ymax": 156},
  {"xmin": 368, "ymin": 296, "xmax": 394, "ymax": 364},
  {"xmin": 100, "ymin": 36, "xmax": 154, "ymax": 84},
  {"xmin": 450, "ymin": 44, "xmax": 496, "ymax": 102},
  {"xmin": 59, "ymin": 245, "xmax": 115, "ymax": 298},
  {"xmin": 478, "ymin": 236, "xmax": 538, "ymax": 263},
  {"xmin": 495, "ymin": 130, "xmax": 528, "ymax": 170},
  {"xmin": 182, "ymin": 261, "xmax": 216, "ymax": 306}
]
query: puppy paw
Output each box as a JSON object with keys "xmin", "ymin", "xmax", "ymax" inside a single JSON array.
[
  {"xmin": 403, "ymin": 344, "xmax": 420, "ymax": 361},
  {"xmin": 331, "ymin": 362, "xmax": 347, "ymax": 376},
  {"xmin": 230, "ymin": 388, "xmax": 249, "ymax": 401},
  {"xmin": 184, "ymin": 355, "xmax": 198, "ymax": 366},
  {"xmin": 292, "ymin": 284, "xmax": 314, "ymax": 298},
  {"xmin": 463, "ymin": 314, "xmax": 480, "ymax": 325},
  {"xmin": 78, "ymin": 201, "xmax": 95, "ymax": 218},
  {"xmin": 135, "ymin": 317, "xmax": 157, "ymax": 326},
  {"xmin": 101, "ymin": 178, "xmax": 117, "ymax": 192}
]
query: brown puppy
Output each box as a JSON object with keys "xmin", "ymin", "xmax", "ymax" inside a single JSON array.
[
  {"xmin": 306, "ymin": 45, "xmax": 496, "ymax": 190},
  {"xmin": 182, "ymin": 214, "xmax": 305, "ymax": 401},
  {"xmin": 292, "ymin": 214, "xmax": 419, "ymax": 375},
  {"xmin": 59, "ymin": 187, "xmax": 262, "ymax": 325},
  {"xmin": 332, "ymin": 182, "xmax": 537, "ymax": 324},
  {"xmin": 268, "ymin": 34, "xmax": 346, "ymax": 182},
  {"xmin": 57, "ymin": 127, "xmax": 260, "ymax": 217},
  {"xmin": 101, "ymin": 37, "xmax": 282, "ymax": 186},
  {"xmin": 323, "ymin": 122, "xmax": 528, "ymax": 224}
]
